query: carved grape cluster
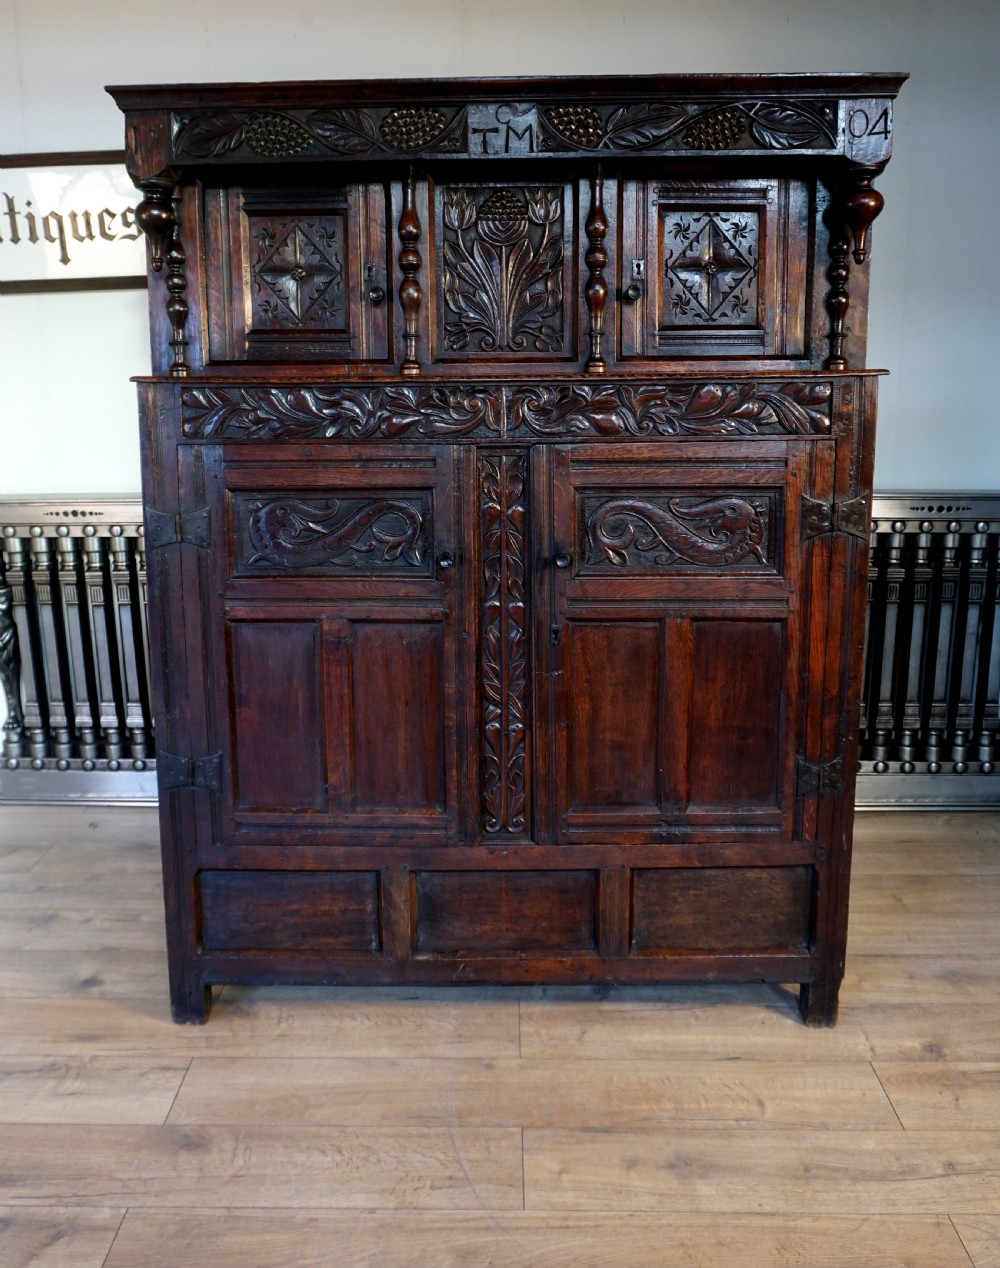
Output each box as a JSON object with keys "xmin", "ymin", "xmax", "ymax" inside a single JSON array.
[
  {"xmin": 683, "ymin": 108, "xmax": 747, "ymax": 150},
  {"xmin": 545, "ymin": 105, "xmax": 604, "ymax": 149},
  {"xmin": 379, "ymin": 108, "xmax": 448, "ymax": 150},
  {"xmin": 243, "ymin": 113, "xmax": 314, "ymax": 157}
]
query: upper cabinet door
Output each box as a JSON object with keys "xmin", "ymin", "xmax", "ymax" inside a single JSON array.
[
  {"xmin": 202, "ymin": 182, "xmax": 390, "ymax": 365},
  {"xmin": 429, "ymin": 179, "xmax": 579, "ymax": 370},
  {"xmin": 619, "ymin": 177, "xmax": 809, "ymax": 363}
]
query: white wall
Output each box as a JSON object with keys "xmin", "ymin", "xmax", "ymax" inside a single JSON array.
[{"xmin": 1, "ymin": 0, "xmax": 998, "ymax": 494}]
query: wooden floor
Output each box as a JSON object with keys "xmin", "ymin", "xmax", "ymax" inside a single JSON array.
[{"xmin": 0, "ymin": 809, "xmax": 997, "ymax": 1267}]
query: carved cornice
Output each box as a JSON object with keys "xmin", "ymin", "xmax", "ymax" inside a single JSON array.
[{"xmin": 168, "ymin": 97, "xmax": 871, "ymax": 164}]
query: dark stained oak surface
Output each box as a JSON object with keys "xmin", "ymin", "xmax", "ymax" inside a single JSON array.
[{"xmin": 111, "ymin": 73, "xmax": 904, "ymax": 1024}]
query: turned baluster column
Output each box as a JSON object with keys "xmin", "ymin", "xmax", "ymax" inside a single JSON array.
[
  {"xmin": 135, "ymin": 176, "xmax": 190, "ymax": 378},
  {"xmin": 824, "ymin": 162, "xmax": 887, "ymax": 370},
  {"xmin": 584, "ymin": 168, "xmax": 609, "ymax": 375},
  {"xmin": 398, "ymin": 170, "xmax": 422, "ymax": 377}
]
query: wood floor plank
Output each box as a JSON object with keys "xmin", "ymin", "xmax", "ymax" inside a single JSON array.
[
  {"xmin": 0, "ymin": 949, "xmax": 168, "ymax": 999},
  {"xmin": 847, "ymin": 911, "xmax": 1000, "ymax": 956},
  {"xmin": 518, "ymin": 989, "xmax": 873, "ymax": 1061},
  {"xmin": 167, "ymin": 1056, "xmax": 899, "ymax": 1130},
  {"xmin": 952, "ymin": 1215, "xmax": 1000, "ymax": 1267},
  {"xmin": 851, "ymin": 873, "xmax": 1000, "ymax": 915},
  {"xmin": 844, "ymin": 955, "xmax": 999, "ymax": 1006},
  {"xmin": 0, "ymin": 903, "xmax": 165, "ymax": 952},
  {"xmin": 858, "ymin": 1005, "xmax": 1000, "ymax": 1063},
  {"xmin": 102, "ymin": 1209, "xmax": 975, "ymax": 1268},
  {"xmin": 0, "ymin": 1206, "xmax": 125, "ymax": 1268},
  {"xmin": 0, "ymin": 993, "xmax": 521, "ymax": 1059},
  {"xmin": 0, "ymin": 806, "xmax": 159, "ymax": 849},
  {"xmin": 0, "ymin": 1057, "xmax": 189, "ymax": 1124},
  {"xmin": 852, "ymin": 811, "xmax": 1000, "ymax": 849},
  {"xmin": 0, "ymin": 1124, "xmax": 522, "ymax": 1210},
  {"xmin": 0, "ymin": 842, "xmax": 53, "ymax": 873},
  {"xmin": 523, "ymin": 1127, "xmax": 1000, "ymax": 1213},
  {"xmin": 876, "ymin": 1064, "xmax": 1000, "ymax": 1129}
]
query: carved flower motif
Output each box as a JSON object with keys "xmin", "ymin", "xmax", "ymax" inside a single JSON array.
[
  {"xmin": 545, "ymin": 105, "xmax": 605, "ymax": 148},
  {"xmin": 243, "ymin": 113, "xmax": 314, "ymax": 157},
  {"xmin": 477, "ymin": 188, "xmax": 529, "ymax": 246},
  {"xmin": 379, "ymin": 107, "xmax": 448, "ymax": 151},
  {"xmin": 682, "ymin": 107, "xmax": 747, "ymax": 151}
]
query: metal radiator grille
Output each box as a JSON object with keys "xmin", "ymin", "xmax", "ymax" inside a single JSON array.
[
  {"xmin": 0, "ymin": 500, "xmax": 156, "ymax": 802},
  {"xmin": 2, "ymin": 495, "xmax": 998, "ymax": 807},
  {"xmin": 857, "ymin": 494, "xmax": 1000, "ymax": 808}
]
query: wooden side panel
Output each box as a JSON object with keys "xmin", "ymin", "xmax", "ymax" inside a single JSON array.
[
  {"xmin": 688, "ymin": 620, "xmax": 784, "ymax": 810},
  {"xmin": 200, "ymin": 870, "xmax": 380, "ymax": 952},
  {"xmin": 351, "ymin": 621, "xmax": 447, "ymax": 813},
  {"xmin": 631, "ymin": 867, "xmax": 813, "ymax": 952},
  {"xmin": 230, "ymin": 620, "xmax": 325, "ymax": 813},
  {"xmin": 567, "ymin": 622, "xmax": 660, "ymax": 812},
  {"xmin": 415, "ymin": 871, "xmax": 597, "ymax": 954}
]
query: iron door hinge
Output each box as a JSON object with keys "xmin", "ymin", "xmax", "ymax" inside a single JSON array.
[
  {"xmin": 146, "ymin": 506, "xmax": 212, "ymax": 550},
  {"xmin": 797, "ymin": 755, "xmax": 846, "ymax": 797},
  {"xmin": 158, "ymin": 750, "xmax": 223, "ymax": 793},
  {"xmin": 800, "ymin": 494, "xmax": 870, "ymax": 541}
]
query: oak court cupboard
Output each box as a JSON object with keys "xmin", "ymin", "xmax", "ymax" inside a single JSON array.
[{"xmin": 109, "ymin": 72, "xmax": 906, "ymax": 1023}]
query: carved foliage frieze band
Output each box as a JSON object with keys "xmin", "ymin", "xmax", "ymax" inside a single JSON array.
[
  {"xmin": 479, "ymin": 453, "xmax": 528, "ymax": 834},
  {"xmin": 509, "ymin": 381, "xmax": 832, "ymax": 437},
  {"xmin": 181, "ymin": 385, "xmax": 501, "ymax": 440},
  {"xmin": 172, "ymin": 98, "xmax": 839, "ymax": 162},
  {"xmin": 584, "ymin": 494, "xmax": 774, "ymax": 571},
  {"xmin": 442, "ymin": 187, "xmax": 565, "ymax": 355},
  {"xmin": 234, "ymin": 495, "xmax": 429, "ymax": 573}
]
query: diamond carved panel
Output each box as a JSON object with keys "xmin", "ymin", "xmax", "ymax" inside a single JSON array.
[
  {"xmin": 661, "ymin": 210, "xmax": 760, "ymax": 327},
  {"xmin": 249, "ymin": 215, "xmax": 347, "ymax": 330}
]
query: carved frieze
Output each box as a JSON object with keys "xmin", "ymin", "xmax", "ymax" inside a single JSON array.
[
  {"xmin": 584, "ymin": 494, "xmax": 773, "ymax": 571},
  {"xmin": 233, "ymin": 495, "xmax": 429, "ymax": 573},
  {"xmin": 479, "ymin": 454, "xmax": 529, "ymax": 833},
  {"xmin": 181, "ymin": 385, "xmax": 501, "ymax": 440},
  {"xmin": 441, "ymin": 186, "xmax": 565, "ymax": 356},
  {"xmin": 171, "ymin": 98, "xmax": 842, "ymax": 163},
  {"xmin": 508, "ymin": 381, "xmax": 832, "ymax": 437}
]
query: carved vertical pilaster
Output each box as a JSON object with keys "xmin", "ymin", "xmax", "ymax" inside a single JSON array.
[
  {"xmin": 479, "ymin": 453, "xmax": 529, "ymax": 834},
  {"xmin": 136, "ymin": 177, "xmax": 190, "ymax": 378},
  {"xmin": 584, "ymin": 168, "xmax": 609, "ymax": 375},
  {"xmin": 398, "ymin": 170, "xmax": 422, "ymax": 376},
  {"xmin": 823, "ymin": 183, "xmax": 851, "ymax": 371}
]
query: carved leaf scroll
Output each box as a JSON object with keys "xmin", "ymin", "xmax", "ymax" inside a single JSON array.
[
  {"xmin": 509, "ymin": 381, "xmax": 832, "ymax": 437},
  {"xmin": 181, "ymin": 385, "xmax": 500, "ymax": 440}
]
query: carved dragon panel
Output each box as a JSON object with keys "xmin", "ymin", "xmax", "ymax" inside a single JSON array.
[
  {"xmin": 583, "ymin": 494, "xmax": 777, "ymax": 573},
  {"xmin": 232, "ymin": 495, "xmax": 431, "ymax": 575}
]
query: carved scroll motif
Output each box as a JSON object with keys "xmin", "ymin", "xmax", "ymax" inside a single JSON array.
[
  {"xmin": 181, "ymin": 384, "xmax": 500, "ymax": 440},
  {"xmin": 479, "ymin": 454, "xmax": 528, "ymax": 834},
  {"xmin": 442, "ymin": 187, "xmax": 564, "ymax": 354},
  {"xmin": 509, "ymin": 381, "xmax": 832, "ymax": 437},
  {"xmin": 587, "ymin": 496, "xmax": 769, "ymax": 570},
  {"xmin": 240, "ymin": 497, "xmax": 427, "ymax": 572}
]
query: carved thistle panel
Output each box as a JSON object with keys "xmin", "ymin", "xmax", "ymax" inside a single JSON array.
[
  {"xmin": 249, "ymin": 214, "xmax": 347, "ymax": 330},
  {"xmin": 438, "ymin": 185, "xmax": 570, "ymax": 359},
  {"xmin": 232, "ymin": 494, "xmax": 431, "ymax": 575},
  {"xmin": 581, "ymin": 493, "xmax": 778, "ymax": 574},
  {"xmin": 479, "ymin": 454, "xmax": 529, "ymax": 834}
]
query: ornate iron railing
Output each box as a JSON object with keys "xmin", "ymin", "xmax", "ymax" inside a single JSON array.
[{"xmin": 2, "ymin": 494, "xmax": 998, "ymax": 807}]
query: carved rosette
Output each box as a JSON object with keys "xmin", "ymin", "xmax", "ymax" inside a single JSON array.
[
  {"xmin": 479, "ymin": 454, "xmax": 528, "ymax": 834},
  {"xmin": 509, "ymin": 381, "xmax": 832, "ymax": 437},
  {"xmin": 181, "ymin": 385, "xmax": 501, "ymax": 440}
]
